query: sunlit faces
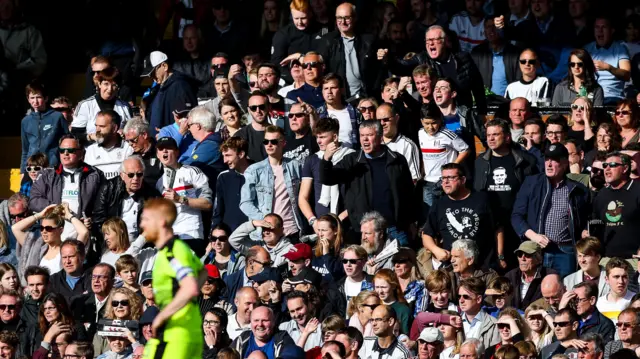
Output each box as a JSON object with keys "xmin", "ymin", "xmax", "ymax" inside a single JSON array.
[
  {"xmin": 342, "ymin": 249, "xmax": 365, "ymax": 278},
  {"xmin": 361, "ymin": 220, "xmax": 382, "ymax": 255},
  {"xmin": 359, "ymin": 126, "xmax": 382, "ymax": 154},
  {"xmin": 519, "ymin": 50, "xmax": 538, "ymax": 78},
  {"xmin": 27, "ymin": 92, "xmax": 46, "ymax": 112},
  {"xmin": 322, "ymin": 79, "xmax": 342, "ymax": 106},
  {"xmin": 414, "ymin": 74, "xmax": 433, "ymax": 100},
  {"xmin": 425, "ymin": 28, "xmax": 446, "ymax": 59},
  {"xmin": 220, "ymin": 105, "xmax": 241, "ymax": 129},
  {"xmin": 214, "ymin": 78, "xmax": 230, "ymax": 98},
  {"xmin": 291, "ymin": 8, "xmax": 309, "ymax": 31}
]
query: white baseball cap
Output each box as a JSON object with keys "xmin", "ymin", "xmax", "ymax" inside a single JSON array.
[
  {"xmin": 418, "ymin": 327, "xmax": 444, "ymax": 343},
  {"xmin": 141, "ymin": 51, "xmax": 168, "ymax": 77}
]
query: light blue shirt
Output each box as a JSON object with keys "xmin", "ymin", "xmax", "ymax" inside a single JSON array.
[
  {"xmin": 491, "ymin": 51, "xmax": 508, "ymax": 96},
  {"xmin": 584, "ymin": 41, "xmax": 630, "ymax": 102},
  {"xmin": 463, "ymin": 310, "xmax": 486, "ymax": 339}
]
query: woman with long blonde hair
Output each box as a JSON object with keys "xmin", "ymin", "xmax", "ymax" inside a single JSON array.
[
  {"xmin": 568, "ymin": 96, "xmax": 595, "ymax": 146},
  {"xmin": 525, "ymin": 304, "xmax": 554, "ymax": 351},
  {"xmin": 93, "ymin": 287, "xmax": 143, "ymax": 356},
  {"xmin": 13, "ymin": 203, "xmax": 89, "ymax": 279},
  {"xmin": 347, "ymin": 290, "xmax": 380, "ymax": 337},
  {"xmin": 311, "ymin": 214, "xmax": 345, "ymax": 281},
  {"xmin": 439, "ymin": 309, "xmax": 465, "ymax": 359},
  {"xmin": 373, "ymin": 269, "xmax": 411, "ymax": 334}
]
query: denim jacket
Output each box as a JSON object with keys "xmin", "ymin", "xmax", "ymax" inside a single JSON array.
[{"xmin": 239, "ymin": 157, "xmax": 304, "ymax": 231}]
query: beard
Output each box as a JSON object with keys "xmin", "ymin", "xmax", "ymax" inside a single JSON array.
[{"xmin": 363, "ymin": 239, "xmax": 380, "ymax": 255}]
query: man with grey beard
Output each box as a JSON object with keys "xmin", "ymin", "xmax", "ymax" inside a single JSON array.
[
  {"xmin": 84, "ymin": 110, "xmax": 133, "ymax": 180},
  {"xmin": 360, "ymin": 211, "xmax": 397, "ymax": 274}
]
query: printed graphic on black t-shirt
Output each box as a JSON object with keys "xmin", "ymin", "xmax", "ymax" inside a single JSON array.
[
  {"xmin": 593, "ymin": 180, "xmax": 640, "ymax": 257},
  {"xmin": 487, "ymin": 154, "xmax": 520, "ymax": 219}
]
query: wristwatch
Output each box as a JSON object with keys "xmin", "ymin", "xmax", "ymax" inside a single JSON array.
[
  {"xmin": 498, "ymin": 254, "xmax": 505, "ymax": 261},
  {"xmin": 180, "ymin": 196, "xmax": 189, "ymax": 205},
  {"xmin": 308, "ymin": 217, "xmax": 317, "ymax": 226}
]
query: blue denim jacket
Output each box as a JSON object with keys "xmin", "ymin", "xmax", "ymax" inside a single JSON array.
[{"xmin": 240, "ymin": 157, "xmax": 304, "ymax": 231}]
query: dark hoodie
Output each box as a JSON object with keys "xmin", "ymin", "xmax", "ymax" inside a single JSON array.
[
  {"xmin": 20, "ymin": 108, "xmax": 69, "ymax": 172},
  {"xmin": 146, "ymin": 71, "xmax": 197, "ymax": 137}
]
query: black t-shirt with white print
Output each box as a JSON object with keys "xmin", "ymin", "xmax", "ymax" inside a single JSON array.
[{"xmin": 487, "ymin": 153, "xmax": 521, "ymax": 217}]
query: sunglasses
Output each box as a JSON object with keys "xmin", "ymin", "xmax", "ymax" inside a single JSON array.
[
  {"xmin": 569, "ymin": 62, "xmax": 584, "ymax": 68},
  {"xmin": 249, "ymin": 104, "xmax": 267, "ymax": 112},
  {"xmin": 459, "ymin": 294, "xmax": 475, "ymax": 300},
  {"xmin": 290, "ymin": 60, "xmax": 301, "ymax": 68},
  {"xmin": 519, "ymin": 59, "xmax": 537, "ymax": 65},
  {"xmin": 358, "ymin": 106, "xmax": 376, "ymax": 112},
  {"xmin": 249, "ymin": 81, "xmax": 257, "ymax": 87},
  {"xmin": 378, "ymin": 117, "xmax": 392, "ymax": 122},
  {"xmin": 392, "ymin": 258, "xmax": 410, "ymax": 265},
  {"xmin": 111, "ymin": 300, "xmax": 130, "ymax": 307},
  {"xmin": 53, "ymin": 107, "xmax": 72, "ymax": 112},
  {"xmin": 602, "ymin": 162, "xmax": 624, "ymax": 168},
  {"xmin": 361, "ymin": 304, "xmax": 379, "ymax": 310},
  {"xmin": 302, "ymin": 62, "xmax": 321, "ymax": 69},
  {"xmin": 527, "ymin": 315, "xmax": 543, "ymax": 321},
  {"xmin": 342, "ymin": 259, "xmax": 361, "ymax": 265},
  {"xmin": 0, "ymin": 304, "xmax": 16, "ymax": 311},
  {"xmin": 39, "ymin": 225, "xmax": 59, "ymax": 232},
  {"xmin": 616, "ymin": 322, "xmax": 633, "ymax": 329},
  {"xmin": 553, "ymin": 321, "xmax": 571, "ymax": 328},
  {"xmin": 205, "ymin": 278, "xmax": 218, "ymax": 285},
  {"xmin": 591, "ymin": 167, "xmax": 604, "ymax": 175},
  {"xmin": 26, "ymin": 166, "xmax": 42, "ymax": 172},
  {"xmin": 126, "ymin": 135, "xmax": 140, "ymax": 144},
  {"xmin": 288, "ymin": 112, "xmax": 306, "ymax": 119},
  {"xmin": 571, "ymin": 104, "xmax": 585, "ymax": 111},
  {"xmin": 209, "ymin": 235, "xmax": 228, "ymax": 242},
  {"xmin": 497, "ymin": 323, "xmax": 511, "ymax": 330},
  {"xmin": 211, "ymin": 63, "xmax": 225, "ymax": 69},
  {"xmin": 262, "ymin": 139, "xmax": 280, "ymax": 146},
  {"xmin": 9, "ymin": 210, "xmax": 30, "ymax": 219},
  {"xmin": 58, "ymin": 147, "xmax": 79, "ymax": 154},
  {"xmin": 124, "ymin": 172, "xmax": 143, "ymax": 179},
  {"xmin": 615, "ymin": 110, "xmax": 631, "ymax": 116}
]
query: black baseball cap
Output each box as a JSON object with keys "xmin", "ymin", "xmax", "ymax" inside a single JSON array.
[
  {"xmin": 288, "ymin": 268, "xmax": 322, "ymax": 288},
  {"xmin": 249, "ymin": 267, "xmax": 282, "ymax": 284},
  {"xmin": 156, "ymin": 137, "xmax": 178, "ymax": 150},
  {"xmin": 140, "ymin": 271, "xmax": 152, "ymax": 285},
  {"xmin": 544, "ymin": 144, "xmax": 569, "ymax": 160}
]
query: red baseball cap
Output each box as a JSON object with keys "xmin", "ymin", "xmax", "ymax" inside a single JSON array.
[
  {"xmin": 283, "ymin": 243, "xmax": 312, "ymax": 261},
  {"xmin": 205, "ymin": 264, "xmax": 221, "ymax": 279}
]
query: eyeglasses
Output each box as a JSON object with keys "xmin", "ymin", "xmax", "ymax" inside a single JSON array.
[
  {"xmin": 441, "ymin": 176, "xmax": 460, "ymax": 182},
  {"xmin": 43, "ymin": 306, "xmax": 57, "ymax": 312},
  {"xmin": 111, "ymin": 300, "xmax": 130, "ymax": 307},
  {"xmin": 210, "ymin": 235, "xmax": 228, "ymax": 242},
  {"xmin": 92, "ymin": 274, "xmax": 110, "ymax": 281},
  {"xmin": 571, "ymin": 104, "xmax": 585, "ymax": 111},
  {"xmin": 602, "ymin": 162, "xmax": 624, "ymax": 168},
  {"xmin": 26, "ymin": 166, "xmax": 42, "ymax": 172},
  {"xmin": 203, "ymin": 319, "xmax": 221, "ymax": 326},
  {"xmin": 302, "ymin": 62, "xmax": 321, "ymax": 69},
  {"xmin": 58, "ymin": 147, "xmax": 79, "ymax": 154},
  {"xmin": 336, "ymin": 16, "xmax": 353, "ymax": 22},
  {"xmin": 553, "ymin": 321, "xmax": 571, "ymax": 328},
  {"xmin": 249, "ymin": 104, "xmax": 267, "ymax": 112},
  {"xmin": 262, "ymin": 139, "xmax": 280, "ymax": 146},
  {"xmin": 39, "ymin": 225, "xmax": 59, "ymax": 232},
  {"xmin": 426, "ymin": 37, "xmax": 445, "ymax": 44},
  {"xmin": 569, "ymin": 62, "xmax": 584, "ymax": 68},
  {"xmin": 519, "ymin": 59, "xmax": 537, "ymax": 65},
  {"xmin": 342, "ymin": 259, "xmax": 361, "ymax": 265},
  {"xmin": 370, "ymin": 317, "xmax": 389, "ymax": 323},
  {"xmin": 617, "ymin": 321, "xmax": 633, "ymax": 329},
  {"xmin": 251, "ymin": 259, "xmax": 272, "ymax": 267},
  {"xmin": 124, "ymin": 172, "xmax": 143, "ymax": 179},
  {"xmin": 249, "ymin": 81, "xmax": 257, "ymax": 87},
  {"xmin": 615, "ymin": 110, "xmax": 631, "ymax": 116},
  {"xmin": 358, "ymin": 106, "xmax": 376, "ymax": 113},
  {"xmin": 497, "ymin": 323, "xmax": 511, "ymax": 330},
  {"xmin": 361, "ymin": 304, "xmax": 379, "ymax": 310},
  {"xmin": 9, "ymin": 210, "xmax": 30, "ymax": 219},
  {"xmin": 546, "ymin": 131, "xmax": 564, "ymax": 136},
  {"xmin": 0, "ymin": 304, "xmax": 16, "ymax": 311}
]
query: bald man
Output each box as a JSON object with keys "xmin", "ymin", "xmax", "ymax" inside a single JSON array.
[
  {"xmin": 232, "ymin": 306, "xmax": 295, "ymax": 358},
  {"xmin": 247, "ymin": 351, "xmax": 268, "ymax": 359},
  {"xmin": 222, "ymin": 246, "xmax": 271, "ymax": 309},
  {"xmin": 360, "ymin": 305, "xmax": 410, "ymax": 359},
  {"xmin": 377, "ymin": 103, "xmax": 421, "ymax": 181},
  {"xmin": 508, "ymin": 98, "xmax": 531, "ymax": 143},
  {"xmin": 533, "ymin": 274, "xmax": 566, "ymax": 314},
  {"xmin": 317, "ymin": 2, "xmax": 378, "ymax": 98},
  {"xmin": 228, "ymin": 287, "xmax": 259, "ymax": 340}
]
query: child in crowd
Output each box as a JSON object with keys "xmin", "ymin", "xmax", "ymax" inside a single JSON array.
[
  {"xmin": 20, "ymin": 152, "xmax": 48, "ymax": 197},
  {"xmin": 484, "ymin": 277, "xmax": 518, "ymax": 317},
  {"xmin": 115, "ymin": 255, "xmax": 141, "ymax": 296}
]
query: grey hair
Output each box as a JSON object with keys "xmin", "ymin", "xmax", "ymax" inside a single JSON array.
[
  {"xmin": 461, "ymin": 339, "xmax": 485, "ymax": 357},
  {"xmin": 451, "ymin": 239, "xmax": 479, "ymax": 260},
  {"xmin": 303, "ymin": 51, "xmax": 324, "ymax": 63},
  {"xmin": 359, "ymin": 120, "xmax": 383, "ymax": 137},
  {"xmin": 8, "ymin": 193, "xmax": 29, "ymax": 208},
  {"xmin": 579, "ymin": 333, "xmax": 604, "ymax": 353},
  {"xmin": 360, "ymin": 211, "xmax": 387, "ymax": 233},
  {"xmin": 426, "ymin": 25, "xmax": 447, "ymax": 39},
  {"xmin": 188, "ymin": 106, "xmax": 215, "ymax": 132},
  {"xmin": 123, "ymin": 116, "xmax": 150, "ymax": 135},
  {"xmin": 120, "ymin": 155, "xmax": 146, "ymax": 172}
]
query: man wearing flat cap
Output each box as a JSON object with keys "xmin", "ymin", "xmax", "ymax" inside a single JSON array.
[
  {"xmin": 505, "ymin": 241, "xmax": 558, "ymax": 310},
  {"xmin": 512, "ymin": 143, "xmax": 590, "ymax": 279}
]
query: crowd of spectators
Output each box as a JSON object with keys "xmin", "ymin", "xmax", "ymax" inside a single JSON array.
[{"xmin": 2, "ymin": 0, "xmax": 640, "ymax": 358}]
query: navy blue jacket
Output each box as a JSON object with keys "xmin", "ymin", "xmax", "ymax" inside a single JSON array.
[
  {"xmin": 147, "ymin": 72, "xmax": 197, "ymax": 137},
  {"xmin": 181, "ymin": 132, "xmax": 226, "ymax": 190},
  {"xmin": 211, "ymin": 169, "xmax": 247, "ymax": 232},
  {"xmin": 511, "ymin": 174, "xmax": 590, "ymax": 243},
  {"xmin": 20, "ymin": 108, "xmax": 69, "ymax": 172},
  {"xmin": 222, "ymin": 269, "xmax": 245, "ymax": 310}
]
